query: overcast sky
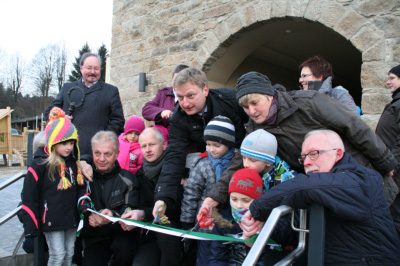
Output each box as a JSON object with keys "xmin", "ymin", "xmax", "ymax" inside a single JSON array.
[{"xmin": 0, "ymin": 0, "xmax": 113, "ymax": 63}]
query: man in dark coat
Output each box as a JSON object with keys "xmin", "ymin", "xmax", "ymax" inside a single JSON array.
[
  {"xmin": 44, "ymin": 53, "xmax": 124, "ymax": 155},
  {"xmin": 242, "ymin": 130, "xmax": 400, "ymax": 265},
  {"xmin": 376, "ymin": 64, "xmax": 400, "ymax": 236},
  {"xmin": 121, "ymin": 127, "xmax": 182, "ymax": 266},
  {"xmin": 78, "ymin": 131, "xmax": 139, "ymax": 266},
  {"xmin": 152, "ymin": 68, "xmax": 248, "ymax": 220}
]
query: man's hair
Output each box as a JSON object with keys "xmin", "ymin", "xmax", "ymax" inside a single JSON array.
[
  {"xmin": 172, "ymin": 64, "xmax": 189, "ymax": 77},
  {"xmin": 304, "ymin": 129, "xmax": 345, "ymax": 151},
  {"xmin": 80, "ymin": 53, "xmax": 102, "ymax": 67},
  {"xmin": 299, "ymin": 55, "xmax": 333, "ymax": 81},
  {"xmin": 139, "ymin": 127, "xmax": 164, "ymax": 144},
  {"xmin": 238, "ymin": 93, "xmax": 272, "ymax": 107},
  {"xmin": 91, "ymin": 131, "xmax": 119, "ymax": 153},
  {"xmin": 173, "ymin": 68, "xmax": 208, "ymax": 89}
]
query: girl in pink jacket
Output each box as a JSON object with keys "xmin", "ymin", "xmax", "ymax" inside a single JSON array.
[{"xmin": 117, "ymin": 116, "xmax": 145, "ymax": 174}]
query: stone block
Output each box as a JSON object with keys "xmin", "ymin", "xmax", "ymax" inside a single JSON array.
[
  {"xmin": 286, "ymin": 0, "xmax": 308, "ymax": 17},
  {"xmin": 271, "ymin": 0, "xmax": 287, "ymax": 18},
  {"xmin": 362, "ymin": 92, "xmax": 391, "ymax": 114},
  {"xmin": 355, "ymin": 0, "xmax": 399, "ymax": 17},
  {"xmin": 385, "ymin": 38, "xmax": 400, "ymax": 62},
  {"xmin": 361, "ymin": 114, "xmax": 381, "ymax": 131},
  {"xmin": 361, "ymin": 62, "xmax": 393, "ymax": 88},
  {"xmin": 242, "ymin": 5, "xmax": 257, "ymax": 27},
  {"xmin": 351, "ymin": 25, "xmax": 384, "ymax": 52},
  {"xmin": 362, "ymin": 39, "xmax": 385, "ymax": 62},
  {"xmin": 193, "ymin": 3, "xmax": 235, "ymax": 21},
  {"xmin": 204, "ymin": 32, "xmax": 221, "ymax": 54},
  {"xmin": 164, "ymin": 53, "xmax": 190, "ymax": 66},
  {"xmin": 226, "ymin": 14, "xmax": 245, "ymax": 35},
  {"xmin": 214, "ymin": 21, "xmax": 232, "ymax": 43},
  {"xmin": 373, "ymin": 16, "xmax": 400, "ymax": 38},
  {"xmin": 319, "ymin": 2, "xmax": 346, "ymax": 28},
  {"xmin": 304, "ymin": 0, "xmax": 327, "ymax": 21},
  {"xmin": 254, "ymin": 1, "xmax": 272, "ymax": 22},
  {"xmin": 334, "ymin": 11, "xmax": 365, "ymax": 40}
]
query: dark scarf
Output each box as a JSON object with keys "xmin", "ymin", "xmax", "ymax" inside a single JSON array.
[
  {"xmin": 142, "ymin": 151, "xmax": 167, "ymax": 181},
  {"xmin": 392, "ymin": 88, "xmax": 400, "ymax": 100},
  {"xmin": 263, "ymin": 91, "xmax": 278, "ymax": 125}
]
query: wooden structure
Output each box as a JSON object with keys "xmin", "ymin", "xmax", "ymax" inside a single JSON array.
[{"xmin": 0, "ymin": 107, "xmax": 32, "ymax": 167}]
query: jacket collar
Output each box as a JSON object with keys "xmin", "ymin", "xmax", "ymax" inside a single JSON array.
[
  {"xmin": 93, "ymin": 160, "xmax": 122, "ymax": 180},
  {"xmin": 79, "ymin": 78, "xmax": 105, "ymax": 94}
]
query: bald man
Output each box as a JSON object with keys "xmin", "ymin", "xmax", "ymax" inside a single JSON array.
[{"xmin": 242, "ymin": 130, "xmax": 400, "ymax": 265}]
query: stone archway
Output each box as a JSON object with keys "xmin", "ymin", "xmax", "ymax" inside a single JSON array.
[{"xmin": 203, "ymin": 17, "xmax": 363, "ymax": 105}]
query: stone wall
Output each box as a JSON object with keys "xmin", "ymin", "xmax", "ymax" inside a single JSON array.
[{"xmin": 111, "ymin": 0, "xmax": 400, "ymax": 129}]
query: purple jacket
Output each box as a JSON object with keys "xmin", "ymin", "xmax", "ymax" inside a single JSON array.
[{"xmin": 142, "ymin": 86, "xmax": 176, "ymax": 128}]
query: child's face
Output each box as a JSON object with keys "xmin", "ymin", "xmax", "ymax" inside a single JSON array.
[
  {"xmin": 243, "ymin": 155, "xmax": 271, "ymax": 174},
  {"xmin": 125, "ymin": 131, "xmax": 140, "ymax": 143},
  {"xmin": 230, "ymin": 192, "xmax": 254, "ymax": 209},
  {"xmin": 206, "ymin": 140, "xmax": 229, "ymax": 159},
  {"xmin": 54, "ymin": 140, "xmax": 75, "ymax": 157}
]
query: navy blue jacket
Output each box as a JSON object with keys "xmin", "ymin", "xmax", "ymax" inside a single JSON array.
[{"xmin": 250, "ymin": 153, "xmax": 400, "ymax": 265}]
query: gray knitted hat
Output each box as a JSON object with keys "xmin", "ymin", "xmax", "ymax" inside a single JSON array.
[
  {"xmin": 236, "ymin": 72, "xmax": 274, "ymax": 101},
  {"xmin": 240, "ymin": 129, "xmax": 277, "ymax": 164},
  {"xmin": 204, "ymin": 116, "xmax": 235, "ymax": 148}
]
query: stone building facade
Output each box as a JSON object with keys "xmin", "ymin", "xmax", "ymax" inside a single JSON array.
[{"xmin": 110, "ymin": 0, "xmax": 400, "ymax": 129}]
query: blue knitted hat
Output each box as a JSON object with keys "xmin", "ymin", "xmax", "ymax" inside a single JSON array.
[
  {"xmin": 204, "ymin": 116, "xmax": 235, "ymax": 148},
  {"xmin": 240, "ymin": 129, "xmax": 277, "ymax": 164}
]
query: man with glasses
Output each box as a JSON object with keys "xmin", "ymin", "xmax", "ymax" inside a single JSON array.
[{"xmin": 241, "ymin": 129, "xmax": 400, "ymax": 265}]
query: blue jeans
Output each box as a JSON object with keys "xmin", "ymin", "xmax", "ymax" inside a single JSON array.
[{"xmin": 44, "ymin": 229, "xmax": 76, "ymax": 266}]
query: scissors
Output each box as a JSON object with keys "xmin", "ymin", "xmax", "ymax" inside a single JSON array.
[
  {"xmin": 181, "ymin": 207, "xmax": 214, "ymax": 240},
  {"xmin": 146, "ymin": 204, "xmax": 168, "ymax": 235}
]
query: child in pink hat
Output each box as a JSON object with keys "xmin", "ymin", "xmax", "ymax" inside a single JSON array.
[{"xmin": 117, "ymin": 116, "xmax": 145, "ymax": 174}]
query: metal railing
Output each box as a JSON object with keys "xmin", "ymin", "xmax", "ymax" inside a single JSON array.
[{"xmin": 243, "ymin": 204, "xmax": 325, "ymax": 266}]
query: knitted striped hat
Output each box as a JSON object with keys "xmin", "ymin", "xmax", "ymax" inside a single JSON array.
[
  {"xmin": 204, "ymin": 115, "xmax": 235, "ymax": 148},
  {"xmin": 240, "ymin": 129, "xmax": 277, "ymax": 164},
  {"xmin": 45, "ymin": 107, "xmax": 83, "ymax": 189},
  {"xmin": 229, "ymin": 168, "xmax": 263, "ymax": 199}
]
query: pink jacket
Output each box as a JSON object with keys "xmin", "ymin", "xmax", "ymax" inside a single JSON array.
[{"xmin": 117, "ymin": 133, "xmax": 143, "ymax": 174}]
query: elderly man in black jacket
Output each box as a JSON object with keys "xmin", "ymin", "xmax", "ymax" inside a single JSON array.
[
  {"xmin": 79, "ymin": 131, "xmax": 139, "ymax": 266},
  {"xmin": 44, "ymin": 53, "xmax": 124, "ymax": 155},
  {"xmin": 242, "ymin": 130, "xmax": 400, "ymax": 265},
  {"xmin": 152, "ymin": 68, "xmax": 248, "ymax": 222}
]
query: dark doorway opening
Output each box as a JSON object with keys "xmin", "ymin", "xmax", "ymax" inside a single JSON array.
[{"xmin": 206, "ymin": 17, "xmax": 363, "ymax": 106}]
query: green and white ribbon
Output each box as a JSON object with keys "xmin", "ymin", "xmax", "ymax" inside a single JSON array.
[{"xmin": 87, "ymin": 209, "xmax": 259, "ymax": 243}]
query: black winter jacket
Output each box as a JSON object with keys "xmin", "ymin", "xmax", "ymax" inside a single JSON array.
[
  {"xmin": 155, "ymin": 88, "xmax": 248, "ymax": 205},
  {"xmin": 376, "ymin": 89, "xmax": 400, "ymax": 163},
  {"xmin": 250, "ymin": 153, "xmax": 400, "ymax": 265},
  {"xmin": 79, "ymin": 161, "xmax": 139, "ymax": 240},
  {"xmin": 21, "ymin": 147, "xmax": 86, "ymax": 236},
  {"xmin": 135, "ymin": 166, "xmax": 182, "ymax": 222},
  {"xmin": 44, "ymin": 79, "xmax": 125, "ymax": 155},
  {"xmin": 209, "ymin": 89, "xmax": 398, "ymax": 205}
]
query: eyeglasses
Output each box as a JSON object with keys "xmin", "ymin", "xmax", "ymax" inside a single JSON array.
[
  {"xmin": 298, "ymin": 149, "xmax": 337, "ymax": 164},
  {"xmin": 299, "ymin": 73, "xmax": 312, "ymax": 79}
]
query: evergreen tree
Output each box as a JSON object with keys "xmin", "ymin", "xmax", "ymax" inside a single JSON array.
[
  {"xmin": 97, "ymin": 44, "xmax": 108, "ymax": 82},
  {"xmin": 68, "ymin": 42, "xmax": 91, "ymax": 82}
]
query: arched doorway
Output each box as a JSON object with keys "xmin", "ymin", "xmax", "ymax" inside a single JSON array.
[{"xmin": 205, "ymin": 17, "xmax": 363, "ymax": 106}]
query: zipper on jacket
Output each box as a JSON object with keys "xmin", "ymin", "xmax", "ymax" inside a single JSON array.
[{"xmin": 43, "ymin": 201, "xmax": 48, "ymax": 224}]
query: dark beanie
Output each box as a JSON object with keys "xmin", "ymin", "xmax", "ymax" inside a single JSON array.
[
  {"xmin": 204, "ymin": 115, "xmax": 235, "ymax": 148},
  {"xmin": 389, "ymin": 64, "xmax": 400, "ymax": 77},
  {"xmin": 236, "ymin": 72, "xmax": 274, "ymax": 101}
]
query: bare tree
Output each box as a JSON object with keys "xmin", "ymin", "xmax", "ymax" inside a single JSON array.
[
  {"xmin": 30, "ymin": 44, "xmax": 58, "ymax": 110},
  {"xmin": 55, "ymin": 43, "xmax": 68, "ymax": 92},
  {"xmin": 6, "ymin": 54, "xmax": 24, "ymax": 104}
]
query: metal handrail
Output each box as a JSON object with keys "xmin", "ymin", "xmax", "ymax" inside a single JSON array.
[
  {"xmin": 0, "ymin": 171, "xmax": 27, "ymax": 190},
  {"xmin": 242, "ymin": 206, "xmax": 308, "ymax": 266},
  {"xmin": 0, "ymin": 171, "xmax": 27, "ymax": 258}
]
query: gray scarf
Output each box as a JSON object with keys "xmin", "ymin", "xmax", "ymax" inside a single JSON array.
[{"xmin": 142, "ymin": 151, "xmax": 167, "ymax": 181}]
